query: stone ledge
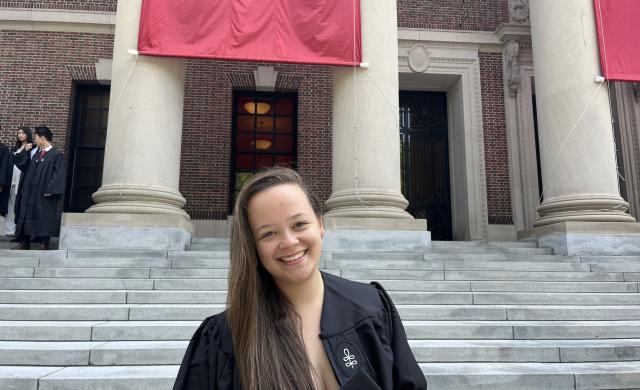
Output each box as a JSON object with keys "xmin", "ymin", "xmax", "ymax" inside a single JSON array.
[
  {"xmin": 518, "ymin": 221, "xmax": 640, "ymax": 256},
  {"xmin": 323, "ymin": 216, "xmax": 427, "ymax": 231},
  {"xmin": 59, "ymin": 213, "xmax": 193, "ymax": 251}
]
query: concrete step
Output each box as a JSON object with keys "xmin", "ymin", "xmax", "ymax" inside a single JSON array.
[
  {"xmin": 443, "ymin": 270, "xmax": 623, "ymax": 281},
  {"xmin": 423, "ymin": 253, "xmax": 578, "ymax": 262},
  {"xmin": 66, "ymin": 250, "xmax": 167, "ymax": 259},
  {"xmin": 430, "ymin": 241, "xmax": 539, "ymax": 248},
  {"xmin": 0, "ymin": 278, "xmax": 154, "ymax": 290},
  {"xmin": 186, "ymin": 243, "xmax": 229, "ymax": 251},
  {"xmin": 410, "ymin": 339, "xmax": 640, "ymax": 363},
  {"xmin": 149, "ymin": 268, "xmax": 229, "ymax": 279},
  {"xmin": 34, "ymin": 267, "xmax": 152, "ymax": 278},
  {"xmin": 34, "ymin": 365, "xmax": 178, "ymax": 390},
  {"xmin": 4, "ymin": 338, "xmax": 640, "ymax": 366},
  {"xmin": 0, "ymin": 267, "xmax": 34, "ymax": 277},
  {"xmin": 328, "ymin": 260, "xmax": 590, "ymax": 272},
  {"xmin": 591, "ymin": 263, "xmax": 640, "ymax": 273},
  {"xmin": 7, "ymin": 290, "xmax": 637, "ymax": 306},
  {"xmin": 419, "ymin": 361, "xmax": 640, "ymax": 390},
  {"xmin": 398, "ymin": 305, "xmax": 640, "ymax": 321},
  {"xmin": 427, "ymin": 247, "xmax": 553, "ymax": 255},
  {"xmin": 0, "ymin": 290, "xmax": 128, "ymax": 304},
  {"xmin": 405, "ymin": 320, "xmax": 640, "ymax": 340},
  {"xmin": 338, "ymin": 268, "xmax": 625, "ymax": 281},
  {"xmin": 0, "ymin": 321, "xmax": 201, "ymax": 341},
  {"xmin": 0, "ymin": 250, "xmax": 66, "ymax": 259},
  {"xmin": 0, "ymin": 341, "xmax": 188, "ymax": 366},
  {"xmin": 38, "ymin": 258, "xmax": 171, "ymax": 268},
  {"xmin": 168, "ymin": 251, "xmax": 230, "ymax": 259}
]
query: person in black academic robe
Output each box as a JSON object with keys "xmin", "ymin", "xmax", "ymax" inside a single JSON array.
[
  {"xmin": 13, "ymin": 126, "xmax": 65, "ymax": 250},
  {"xmin": 173, "ymin": 272, "xmax": 427, "ymax": 390},
  {"xmin": 0, "ymin": 143, "xmax": 13, "ymax": 217}
]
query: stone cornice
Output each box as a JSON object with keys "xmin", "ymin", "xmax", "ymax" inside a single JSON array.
[
  {"xmin": 495, "ymin": 23, "xmax": 531, "ymax": 42},
  {"xmin": 0, "ymin": 7, "xmax": 115, "ymax": 34},
  {"xmin": 398, "ymin": 28, "xmax": 503, "ymax": 53}
]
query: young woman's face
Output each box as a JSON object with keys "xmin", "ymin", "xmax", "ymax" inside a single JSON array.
[
  {"xmin": 247, "ymin": 183, "xmax": 324, "ymax": 287},
  {"xmin": 17, "ymin": 130, "xmax": 27, "ymax": 142}
]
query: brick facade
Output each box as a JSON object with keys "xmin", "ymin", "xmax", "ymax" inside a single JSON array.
[
  {"xmin": 0, "ymin": 30, "xmax": 114, "ymax": 153},
  {"xmin": 397, "ymin": 0, "xmax": 509, "ymax": 31},
  {"xmin": 180, "ymin": 61, "xmax": 333, "ymax": 219},
  {"xmin": 479, "ymin": 52, "xmax": 512, "ymax": 224},
  {"xmin": 0, "ymin": 1, "xmax": 116, "ymax": 12},
  {"xmin": 1, "ymin": 1, "xmax": 515, "ymax": 225}
]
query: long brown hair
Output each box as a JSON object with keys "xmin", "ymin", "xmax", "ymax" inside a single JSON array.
[{"xmin": 227, "ymin": 167, "xmax": 322, "ymax": 390}]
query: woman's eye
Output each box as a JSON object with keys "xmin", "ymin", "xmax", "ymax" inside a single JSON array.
[
  {"xmin": 259, "ymin": 231, "xmax": 274, "ymax": 240},
  {"xmin": 293, "ymin": 221, "xmax": 309, "ymax": 229}
]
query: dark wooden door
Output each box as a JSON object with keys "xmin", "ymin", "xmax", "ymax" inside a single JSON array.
[
  {"xmin": 65, "ymin": 85, "xmax": 109, "ymax": 212},
  {"xmin": 400, "ymin": 91, "xmax": 452, "ymax": 240}
]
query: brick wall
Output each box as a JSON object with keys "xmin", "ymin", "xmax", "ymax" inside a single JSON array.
[
  {"xmin": 181, "ymin": 61, "xmax": 333, "ymax": 219},
  {"xmin": 479, "ymin": 52, "xmax": 512, "ymax": 224},
  {"xmin": 0, "ymin": 1, "xmax": 116, "ymax": 12},
  {"xmin": 0, "ymin": 30, "xmax": 114, "ymax": 154},
  {"xmin": 397, "ymin": 0, "xmax": 509, "ymax": 31}
]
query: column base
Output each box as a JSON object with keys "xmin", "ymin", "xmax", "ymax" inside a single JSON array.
[
  {"xmin": 59, "ymin": 213, "xmax": 193, "ymax": 250},
  {"xmin": 325, "ymin": 188, "xmax": 412, "ymax": 219},
  {"xmin": 89, "ymin": 184, "xmax": 189, "ymax": 219},
  {"xmin": 534, "ymin": 195, "xmax": 635, "ymax": 227},
  {"xmin": 322, "ymin": 216, "xmax": 430, "ymax": 252},
  {"xmin": 518, "ymin": 221, "xmax": 640, "ymax": 255}
]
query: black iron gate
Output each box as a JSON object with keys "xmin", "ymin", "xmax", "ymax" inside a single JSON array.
[{"xmin": 400, "ymin": 91, "xmax": 452, "ymax": 240}]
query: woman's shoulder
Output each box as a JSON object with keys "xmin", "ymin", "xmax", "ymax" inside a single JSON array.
[
  {"xmin": 320, "ymin": 272, "xmax": 390, "ymax": 332},
  {"xmin": 185, "ymin": 311, "xmax": 234, "ymax": 356}
]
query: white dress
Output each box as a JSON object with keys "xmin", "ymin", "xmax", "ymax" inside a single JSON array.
[{"xmin": 4, "ymin": 146, "xmax": 35, "ymax": 235}]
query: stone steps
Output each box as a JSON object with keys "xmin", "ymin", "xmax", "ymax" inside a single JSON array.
[
  {"xmin": 4, "ymin": 338, "xmax": 640, "ymax": 366},
  {"xmin": 4, "ymin": 362, "xmax": 640, "ymax": 390},
  {"xmin": 2, "ymin": 277, "xmax": 637, "ymax": 292},
  {"xmin": 4, "ymin": 289, "xmax": 640, "ymax": 305},
  {"xmin": 3, "ymin": 241, "xmax": 640, "ymax": 388}
]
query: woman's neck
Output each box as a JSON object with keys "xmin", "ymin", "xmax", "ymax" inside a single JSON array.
[{"xmin": 277, "ymin": 269, "xmax": 324, "ymax": 310}]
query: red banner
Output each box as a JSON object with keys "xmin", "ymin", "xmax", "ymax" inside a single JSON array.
[
  {"xmin": 593, "ymin": 0, "xmax": 640, "ymax": 82},
  {"xmin": 137, "ymin": 0, "xmax": 362, "ymax": 67}
]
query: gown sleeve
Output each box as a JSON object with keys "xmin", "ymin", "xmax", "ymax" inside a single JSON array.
[
  {"xmin": 173, "ymin": 314, "xmax": 236, "ymax": 390},
  {"xmin": 0, "ymin": 146, "xmax": 11, "ymax": 187},
  {"xmin": 45, "ymin": 151, "xmax": 66, "ymax": 196},
  {"xmin": 372, "ymin": 282, "xmax": 427, "ymax": 390},
  {"xmin": 12, "ymin": 148, "xmax": 30, "ymax": 172}
]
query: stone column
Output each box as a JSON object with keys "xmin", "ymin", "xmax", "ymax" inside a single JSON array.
[
  {"xmin": 529, "ymin": 0, "xmax": 634, "ymax": 226},
  {"xmin": 325, "ymin": 0, "xmax": 411, "ymax": 220},
  {"xmin": 60, "ymin": 0, "xmax": 192, "ymax": 250},
  {"xmin": 88, "ymin": 0, "xmax": 188, "ymax": 218},
  {"xmin": 323, "ymin": 0, "xmax": 429, "ymax": 251}
]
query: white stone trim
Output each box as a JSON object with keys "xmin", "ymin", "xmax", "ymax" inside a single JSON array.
[
  {"xmin": 398, "ymin": 28, "xmax": 503, "ymax": 53},
  {"xmin": 0, "ymin": 7, "xmax": 115, "ymax": 34},
  {"xmin": 399, "ymin": 45, "xmax": 489, "ymax": 240}
]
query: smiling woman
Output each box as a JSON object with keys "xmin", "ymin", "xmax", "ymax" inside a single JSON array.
[{"xmin": 173, "ymin": 167, "xmax": 426, "ymax": 390}]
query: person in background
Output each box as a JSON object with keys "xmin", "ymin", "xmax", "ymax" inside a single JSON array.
[
  {"xmin": 3, "ymin": 127, "xmax": 35, "ymax": 239},
  {"xmin": 13, "ymin": 126, "xmax": 65, "ymax": 250},
  {"xmin": 0, "ymin": 137, "xmax": 12, "ymax": 225}
]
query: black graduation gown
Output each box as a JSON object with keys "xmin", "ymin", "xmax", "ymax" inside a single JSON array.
[
  {"xmin": 13, "ymin": 147, "xmax": 66, "ymax": 237},
  {"xmin": 0, "ymin": 144, "xmax": 12, "ymax": 216},
  {"xmin": 173, "ymin": 272, "xmax": 427, "ymax": 390}
]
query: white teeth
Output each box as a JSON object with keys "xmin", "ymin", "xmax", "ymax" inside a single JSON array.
[{"xmin": 280, "ymin": 250, "xmax": 306, "ymax": 262}]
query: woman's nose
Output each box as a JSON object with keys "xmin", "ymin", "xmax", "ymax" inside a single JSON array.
[{"xmin": 279, "ymin": 230, "xmax": 299, "ymax": 248}]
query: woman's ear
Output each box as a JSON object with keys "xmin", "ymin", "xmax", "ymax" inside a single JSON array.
[{"xmin": 318, "ymin": 216, "xmax": 325, "ymax": 239}]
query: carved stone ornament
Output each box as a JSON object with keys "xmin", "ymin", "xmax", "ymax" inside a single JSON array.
[
  {"xmin": 509, "ymin": 0, "xmax": 530, "ymax": 24},
  {"xmin": 504, "ymin": 40, "xmax": 521, "ymax": 97},
  {"xmin": 633, "ymin": 82, "xmax": 640, "ymax": 103},
  {"xmin": 408, "ymin": 45, "xmax": 430, "ymax": 73}
]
